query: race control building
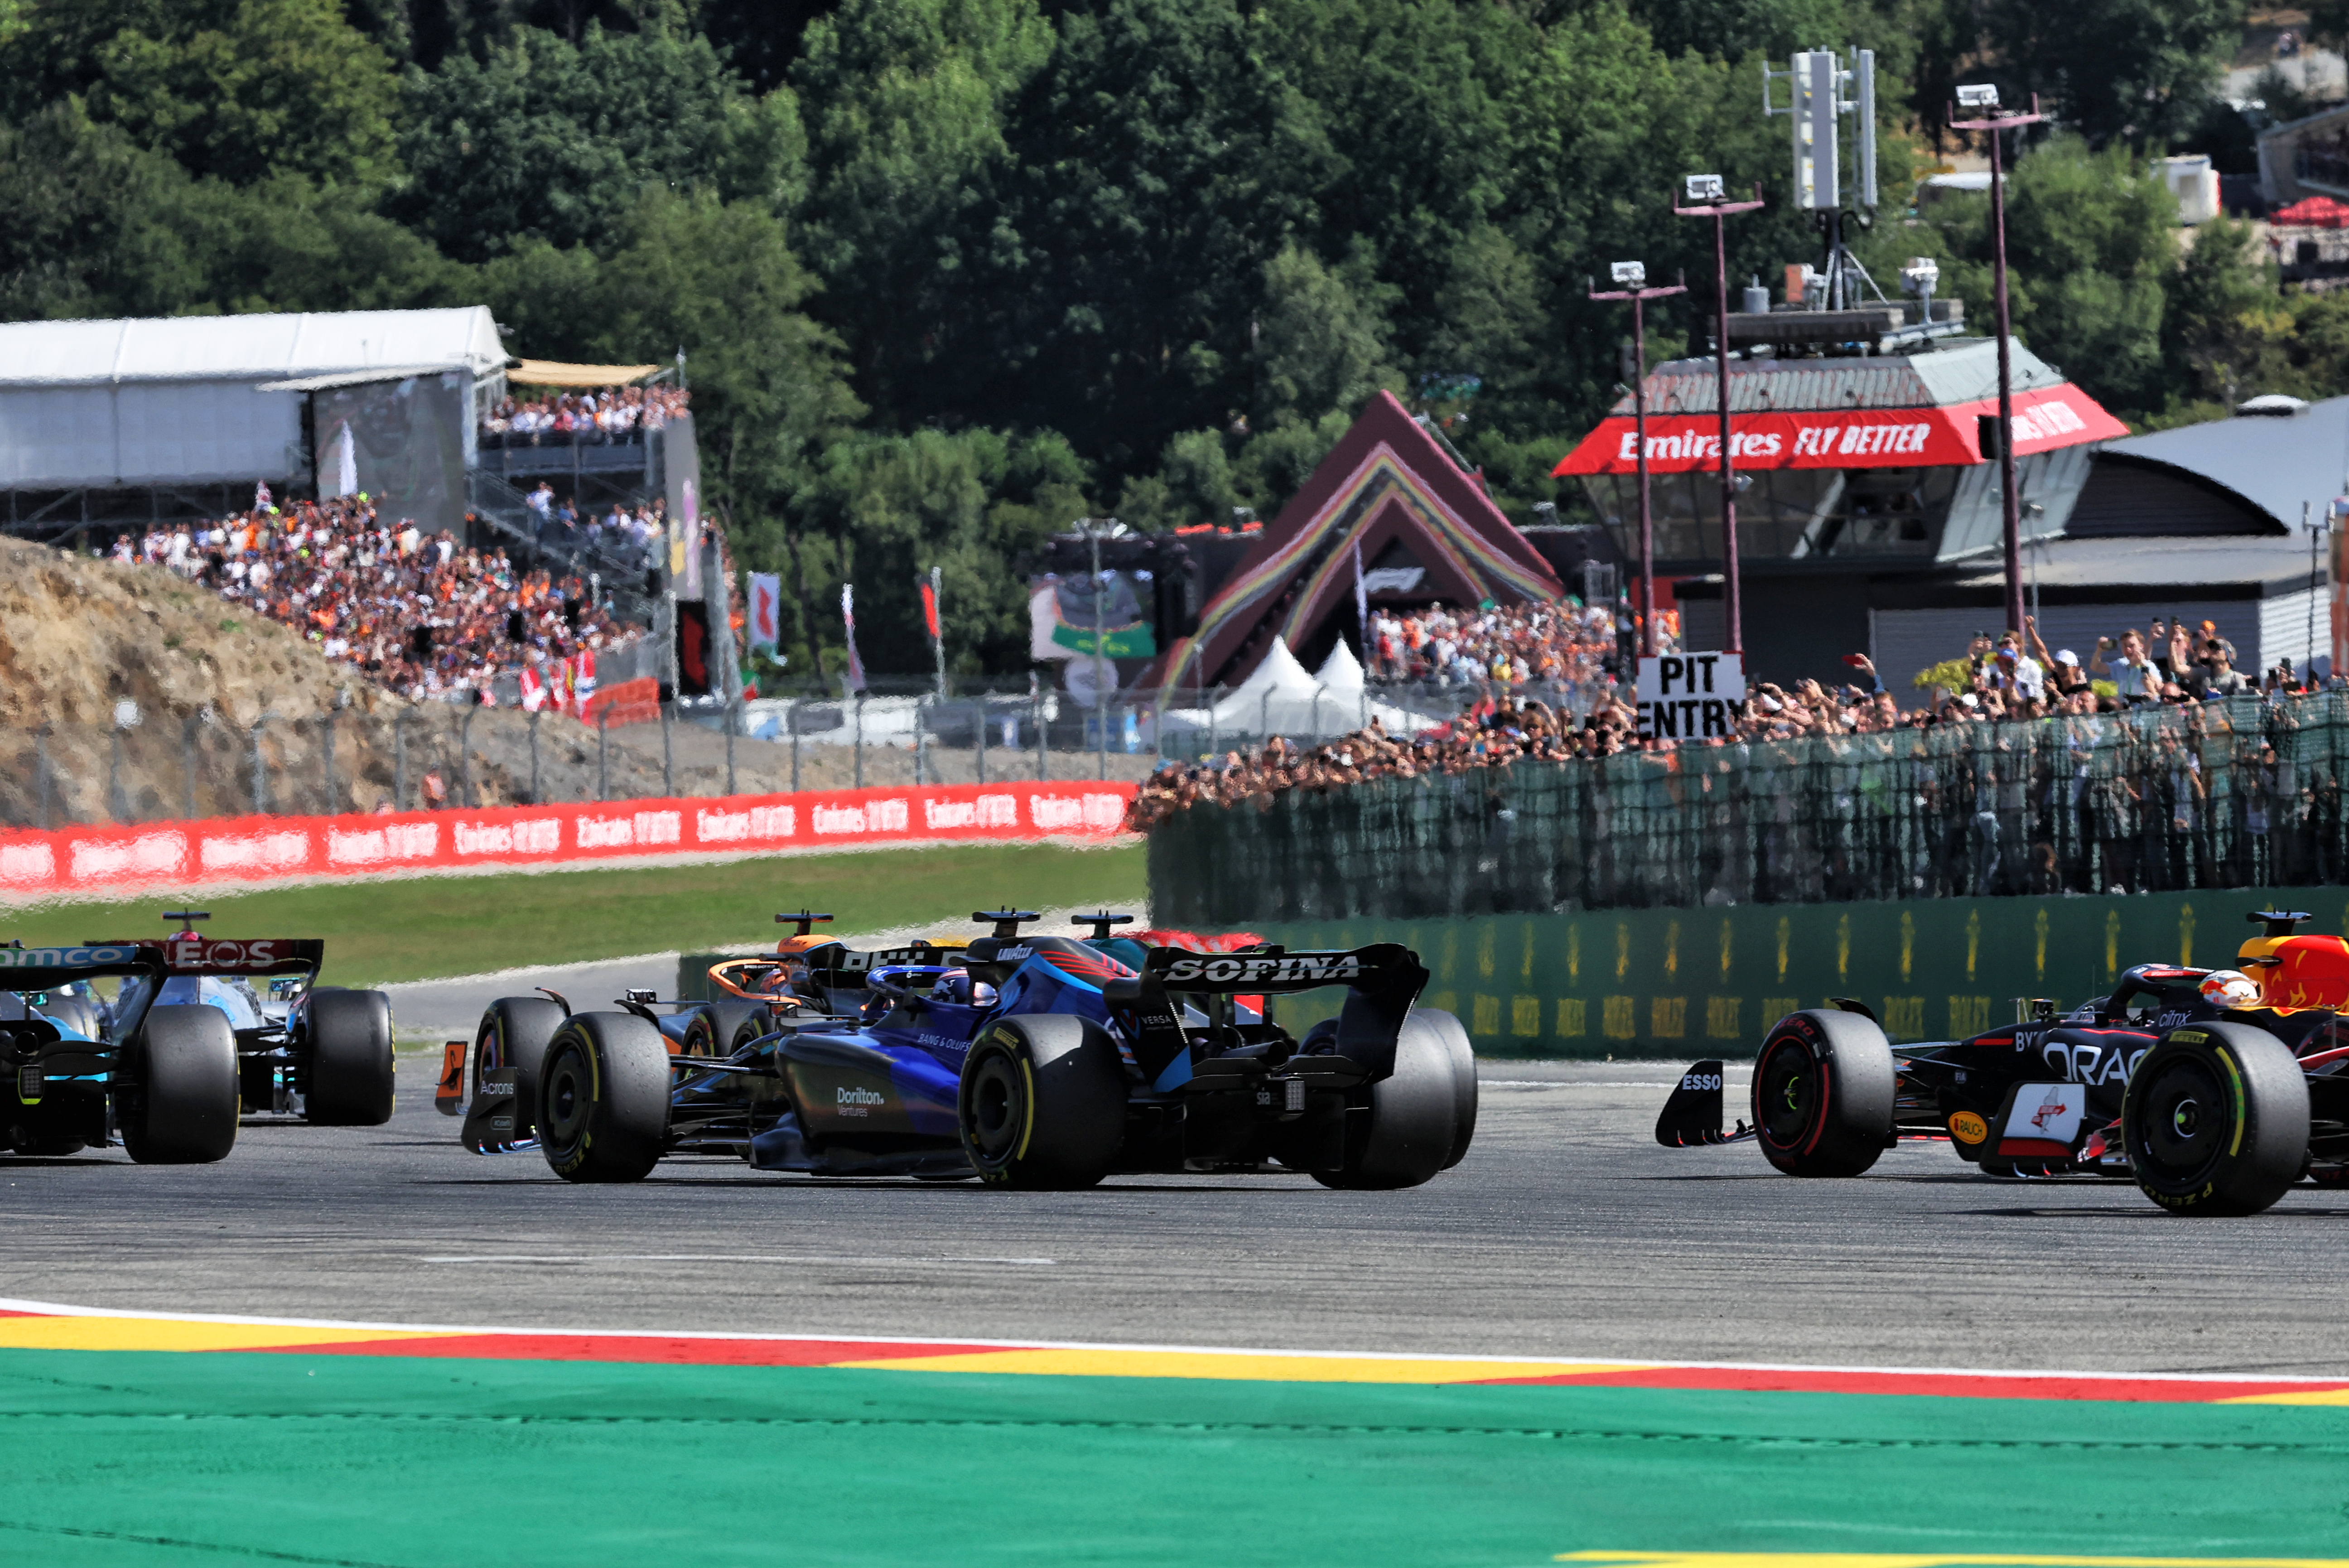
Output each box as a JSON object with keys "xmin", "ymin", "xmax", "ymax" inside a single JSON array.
[{"xmin": 1553, "ymin": 334, "xmax": 2150, "ymax": 688}]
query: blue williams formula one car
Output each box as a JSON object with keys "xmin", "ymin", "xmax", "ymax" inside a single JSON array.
[
  {"xmin": 1654, "ymin": 909, "xmax": 2349, "ymax": 1216},
  {"xmin": 458, "ymin": 912, "xmax": 1476, "ymax": 1189},
  {"xmin": 1, "ymin": 921, "xmax": 394, "ymax": 1161}
]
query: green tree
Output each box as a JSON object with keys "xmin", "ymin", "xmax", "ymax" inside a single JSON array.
[
  {"xmin": 1952, "ymin": 0, "xmax": 2245, "ymax": 149},
  {"xmin": 396, "ymin": 21, "xmax": 795, "ymax": 260},
  {"xmin": 1919, "ymin": 136, "xmax": 2178, "ymax": 419},
  {"xmin": 792, "ymin": 0, "xmax": 1054, "ymax": 423},
  {"xmin": 1252, "ymin": 244, "xmax": 1400, "ymax": 429},
  {"xmin": 87, "ymin": 0, "xmax": 402, "ymax": 186}
]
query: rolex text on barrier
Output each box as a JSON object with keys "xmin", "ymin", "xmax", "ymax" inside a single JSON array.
[{"xmin": 1634, "ymin": 653, "xmax": 1746, "ymax": 743}]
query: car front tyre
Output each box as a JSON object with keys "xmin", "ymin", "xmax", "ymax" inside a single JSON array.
[
  {"xmin": 957, "ymin": 1016, "xmax": 1125, "ymax": 1189},
  {"xmin": 1751, "ymin": 1009, "xmax": 1896, "ymax": 1177},
  {"xmin": 537, "ymin": 1013, "xmax": 672, "ymax": 1183},
  {"xmin": 2123, "ymin": 1023, "xmax": 2308, "ymax": 1216}
]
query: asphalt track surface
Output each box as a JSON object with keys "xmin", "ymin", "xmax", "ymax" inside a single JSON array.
[{"xmin": 8, "ymin": 1054, "xmax": 2349, "ymax": 1376}]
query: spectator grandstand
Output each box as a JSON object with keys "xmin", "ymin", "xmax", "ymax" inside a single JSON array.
[
  {"xmin": 105, "ymin": 495, "xmax": 642, "ymax": 703},
  {"xmin": 480, "ymin": 383, "xmax": 690, "ymax": 447}
]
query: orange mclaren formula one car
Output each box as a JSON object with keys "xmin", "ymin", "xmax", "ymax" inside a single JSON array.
[
  {"xmin": 442, "ymin": 910, "xmax": 964, "ymax": 1146},
  {"xmin": 1656, "ymin": 909, "xmax": 2349, "ymax": 1215}
]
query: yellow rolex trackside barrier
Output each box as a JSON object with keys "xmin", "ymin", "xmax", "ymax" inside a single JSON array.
[{"xmin": 1236, "ymin": 886, "xmax": 2349, "ymax": 1058}]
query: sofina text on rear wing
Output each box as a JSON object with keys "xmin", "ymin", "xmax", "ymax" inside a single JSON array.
[{"xmin": 1114, "ymin": 944, "xmax": 1430, "ymax": 1086}]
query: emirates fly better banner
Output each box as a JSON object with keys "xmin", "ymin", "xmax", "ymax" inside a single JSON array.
[{"xmin": 0, "ymin": 781, "xmax": 1137, "ymax": 902}]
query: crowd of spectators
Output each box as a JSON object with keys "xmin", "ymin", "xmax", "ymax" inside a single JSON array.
[
  {"xmin": 107, "ymin": 495, "xmax": 640, "ymax": 701},
  {"xmin": 523, "ymin": 484, "xmax": 667, "ymax": 572},
  {"xmin": 1127, "ymin": 608, "xmax": 2333, "ymax": 829},
  {"xmin": 1365, "ymin": 600, "xmax": 1660, "ymax": 687},
  {"xmin": 480, "ymin": 383, "xmax": 689, "ymax": 446}
]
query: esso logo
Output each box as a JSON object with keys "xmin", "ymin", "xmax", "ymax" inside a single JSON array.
[{"xmin": 1680, "ymin": 1072, "xmax": 1722, "ymax": 1092}]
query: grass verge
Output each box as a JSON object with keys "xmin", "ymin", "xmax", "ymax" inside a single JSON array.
[{"xmin": 1, "ymin": 843, "xmax": 1146, "ymax": 986}]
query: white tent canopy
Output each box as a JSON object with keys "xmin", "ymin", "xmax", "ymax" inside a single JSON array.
[{"xmin": 1160, "ymin": 636, "xmax": 1423, "ymax": 744}]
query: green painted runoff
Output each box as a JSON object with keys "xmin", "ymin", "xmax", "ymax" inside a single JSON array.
[{"xmin": 0, "ymin": 1349, "xmax": 2344, "ymax": 1567}]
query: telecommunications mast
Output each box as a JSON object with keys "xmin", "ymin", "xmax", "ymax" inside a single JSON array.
[{"xmin": 1762, "ymin": 49, "xmax": 1876, "ymax": 313}]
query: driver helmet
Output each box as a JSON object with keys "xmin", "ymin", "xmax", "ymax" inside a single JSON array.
[{"xmin": 2199, "ymin": 969, "xmax": 2260, "ymax": 1007}]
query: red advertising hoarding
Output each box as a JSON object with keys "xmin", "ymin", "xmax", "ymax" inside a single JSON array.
[{"xmin": 0, "ymin": 781, "xmax": 1138, "ymax": 903}]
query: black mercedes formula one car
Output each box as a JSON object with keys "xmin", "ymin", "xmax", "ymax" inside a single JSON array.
[
  {"xmin": 3, "ymin": 913, "xmax": 395, "ymax": 1161},
  {"xmin": 454, "ymin": 912, "xmax": 1476, "ymax": 1189},
  {"xmin": 1656, "ymin": 910, "xmax": 2349, "ymax": 1215}
]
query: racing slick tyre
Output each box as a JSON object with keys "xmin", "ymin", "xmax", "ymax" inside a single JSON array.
[
  {"xmin": 538, "ymin": 1012, "xmax": 671, "ymax": 1183},
  {"xmin": 2122, "ymin": 1023, "xmax": 2309, "ymax": 1216},
  {"xmin": 473, "ymin": 997, "xmax": 567, "ymax": 1141},
  {"xmin": 1752, "ymin": 1009, "xmax": 1896, "ymax": 1178},
  {"xmin": 1314, "ymin": 1009, "xmax": 1464, "ymax": 1190},
  {"xmin": 1414, "ymin": 1006, "xmax": 1479, "ymax": 1170},
  {"xmin": 304, "ymin": 988, "xmax": 396, "ymax": 1126},
  {"xmin": 958, "ymin": 1015, "xmax": 1126, "ymax": 1189},
  {"xmin": 681, "ymin": 1000, "xmax": 766, "ymax": 1059},
  {"xmin": 118, "ymin": 1004, "xmax": 239, "ymax": 1164}
]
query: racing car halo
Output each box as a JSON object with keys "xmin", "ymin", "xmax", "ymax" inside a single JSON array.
[
  {"xmin": 455, "ymin": 911, "xmax": 1476, "ymax": 1189},
  {"xmin": 3, "ymin": 912, "xmax": 395, "ymax": 1161},
  {"xmin": 1655, "ymin": 909, "xmax": 2349, "ymax": 1215}
]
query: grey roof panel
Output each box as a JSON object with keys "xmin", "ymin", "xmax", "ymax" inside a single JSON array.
[
  {"xmin": 2096, "ymin": 398, "xmax": 2349, "ymax": 531},
  {"xmin": 1630, "ymin": 338, "xmax": 2069, "ymax": 415},
  {"xmin": 1945, "ymin": 533, "xmax": 2318, "ymax": 591}
]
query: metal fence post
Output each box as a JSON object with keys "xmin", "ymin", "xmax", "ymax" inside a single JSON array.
[
  {"xmin": 250, "ymin": 715, "xmax": 270, "ymax": 815},
  {"xmin": 183, "ymin": 712, "xmax": 201, "ymax": 819},
  {"xmin": 598, "ymin": 708, "xmax": 611, "ymax": 802},
  {"xmin": 914, "ymin": 699, "xmax": 927, "ymax": 787},
  {"xmin": 107, "ymin": 723, "xmax": 128, "ymax": 824},
  {"xmin": 789, "ymin": 699, "xmax": 801, "ymax": 793},
  {"xmin": 394, "ymin": 708, "xmax": 408, "ymax": 811},
  {"xmin": 1034, "ymin": 691, "xmax": 1047, "ymax": 782},
  {"xmin": 853, "ymin": 693, "xmax": 866, "ymax": 790},
  {"xmin": 660, "ymin": 698, "xmax": 674, "ymax": 796},
  {"xmin": 976, "ymin": 692, "xmax": 988, "ymax": 786},
  {"xmin": 725, "ymin": 694, "xmax": 738, "ymax": 797},
  {"xmin": 528, "ymin": 708, "xmax": 542, "ymax": 803},
  {"xmin": 460, "ymin": 704, "xmax": 479, "ymax": 808},
  {"xmin": 322, "ymin": 710, "xmax": 337, "ymax": 816}
]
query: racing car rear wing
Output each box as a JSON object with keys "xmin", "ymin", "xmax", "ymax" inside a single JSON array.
[
  {"xmin": 81, "ymin": 936, "xmax": 324, "ymax": 979},
  {"xmin": 1112, "ymin": 943, "xmax": 1431, "ymax": 1083}
]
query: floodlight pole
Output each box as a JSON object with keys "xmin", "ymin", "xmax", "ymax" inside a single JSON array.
[
  {"xmin": 1672, "ymin": 183, "xmax": 1766, "ymax": 656},
  {"xmin": 1949, "ymin": 93, "xmax": 2044, "ymax": 637},
  {"xmin": 1589, "ymin": 275, "xmax": 1688, "ymax": 657}
]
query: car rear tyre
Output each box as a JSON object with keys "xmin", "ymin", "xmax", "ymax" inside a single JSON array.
[
  {"xmin": 1314, "ymin": 1009, "xmax": 1465, "ymax": 1190},
  {"xmin": 958, "ymin": 1016, "xmax": 1126, "ymax": 1189},
  {"xmin": 1751, "ymin": 1009, "xmax": 1896, "ymax": 1177},
  {"xmin": 538, "ymin": 1013, "xmax": 671, "ymax": 1183},
  {"xmin": 118, "ymin": 1004, "xmax": 239, "ymax": 1164},
  {"xmin": 305, "ymin": 988, "xmax": 396, "ymax": 1126},
  {"xmin": 2123, "ymin": 1022, "xmax": 2309, "ymax": 1216},
  {"xmin": 473, "ymin": 997, "xmax": 567, "ymax": 1140}
]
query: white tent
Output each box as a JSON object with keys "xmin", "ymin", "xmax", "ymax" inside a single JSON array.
[{"xmin": 1160, "ymin": 636, "xmax": 1423, "ymax": 745}]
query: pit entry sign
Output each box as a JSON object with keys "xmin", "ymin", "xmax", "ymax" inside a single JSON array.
[{"xmin": 1634, "ymin": 653, "xmax": 1746, "ymax": 742}]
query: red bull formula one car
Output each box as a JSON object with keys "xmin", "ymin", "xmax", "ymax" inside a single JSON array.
[
  {"xmin": 1656, "ymin": 909, "xmax": 2349, "ymax": 1215},
  {"xmin": 454, "ymin": 911, "xmax": 1476, "ymax": 1189}
]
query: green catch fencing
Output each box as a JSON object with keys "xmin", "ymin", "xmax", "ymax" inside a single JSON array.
[
  {"xmin": 1147, "ymin": 690, "xmax": 2349, "ymax": 925},
  {"xmin": 1239, "ymin": 886, "xmax": 2349, "ymax": 1057}
]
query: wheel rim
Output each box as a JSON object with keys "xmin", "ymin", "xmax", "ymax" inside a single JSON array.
[
  {"xmin": 2137, "ymin": 1055, "xmax": 2226, "ymax": 1178},
  {"xmin": 1756, "ymin": 1039, "xmax": 1818, "ymax": 1149},
  {"xmin": 963, "ymin": 1049, "xmax": 1026, "ymax": 1167},
  {"xmin": 540, "ymin": 1040, "xmax": 592, "ymax": 1156}
]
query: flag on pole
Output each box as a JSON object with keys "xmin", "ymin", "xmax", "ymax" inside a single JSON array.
[
  {"xmin": 1352, "ymin": 540, "xmax": 1369, "ymax": 633},
  {"xmin": 519, "ymin": 663, "xmax": 547, "ymax": 713},
  {"xmin": 920, "ymin": 576, "xmax": 941, "ymax": 642},
  {"xmin": 841, "ymin": 583, "xmax": 867, "ymax": 691},
  {"xmin": 747, "ymin": 573, "xmax": 781, "ymax": 648}
]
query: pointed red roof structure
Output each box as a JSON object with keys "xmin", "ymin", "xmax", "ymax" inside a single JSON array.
[{"xmin": 1147, "ymin": 391, "xmax": 1565, "ymax": 695}]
